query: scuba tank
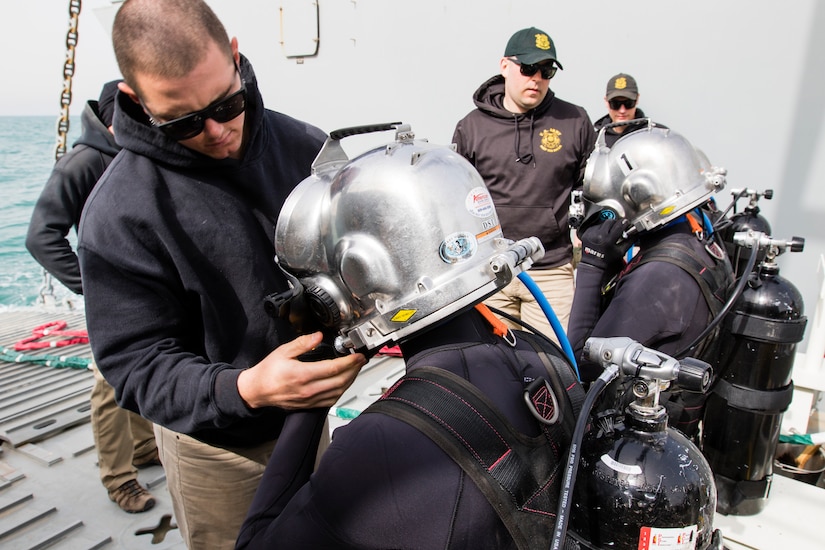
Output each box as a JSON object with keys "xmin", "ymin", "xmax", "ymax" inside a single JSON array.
[
  {"xmin": 715, "ymin": 188, "xmax": 773, "ymax": 277},
  {"xmin": 701, "ymin": 231, "xmax": 806, "ymax": 516},
  {"xmin": 563, "ymin": 337, "xmax": 723, "ymax": 550}
]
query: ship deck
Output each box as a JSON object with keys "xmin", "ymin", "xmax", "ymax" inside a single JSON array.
[{"xmin": 1, "ymin": 307, "xmax": 823, "ymax": 549}]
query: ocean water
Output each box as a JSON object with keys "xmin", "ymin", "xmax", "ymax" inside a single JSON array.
[{"xmin": 0, "ymin": 116, "xmax": 81, "ymax": 309}]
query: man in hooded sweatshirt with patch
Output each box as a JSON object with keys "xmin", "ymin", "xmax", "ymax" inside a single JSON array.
[{"xmin": 453, "ymin": 27, "xmax": 596, "ymax": 344}]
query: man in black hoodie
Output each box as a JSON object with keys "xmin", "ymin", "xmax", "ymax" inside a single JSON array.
[
  {"xmin": 453, "ymin": 27, "xmax": 596, "ymax": 344},
  {"xmin": 26, "ymin": 80, "xmax": 159, "ymax": 514},
  {"xmin": 593, "ymin": 73, "xmax": 651, "ymax": 147},
  {"xmin": 77, "ymin": 1, "xmax": 366, "ymax": 547}
]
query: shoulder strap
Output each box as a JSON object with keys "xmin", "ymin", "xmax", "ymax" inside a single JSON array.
[
  {"xmin": 364, "ymin": 366, "xmax": 565, "ymax": 550},
  {"xmin": 630, "ymin": 239, "xmax": 733, "ymax": 358},
  {"xmin": 632, "ymin": 240, "xmax": 731, "ymax": 316}
]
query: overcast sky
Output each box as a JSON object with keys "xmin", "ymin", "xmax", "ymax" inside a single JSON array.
[{"xmin": 2, "ymin": 1, "xmax": 121, "ymax": 117}]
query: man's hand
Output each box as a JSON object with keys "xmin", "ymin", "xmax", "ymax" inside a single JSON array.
[
  {"xmin": 577, "ymin": 215, "xmax": 632, "ymax": 271},
  {"xmin": 237, "ymin": 332, "xmax": 367, "ymax": 410}
]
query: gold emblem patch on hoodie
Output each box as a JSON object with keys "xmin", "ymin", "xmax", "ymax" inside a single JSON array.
[{"xmin": 540, "ymin": 128, "xmax": 562, "ymax": 153}]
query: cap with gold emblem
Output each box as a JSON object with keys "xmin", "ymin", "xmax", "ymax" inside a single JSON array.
[
  {"xmin": 605, "ymin": 73, "xmax": 639, "ymax": 100},
  {"xmin": 504, "ymin": 27, "xmax": 564, "ymax": 69}
]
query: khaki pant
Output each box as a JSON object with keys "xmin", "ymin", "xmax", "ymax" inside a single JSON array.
[
  {"xmin": 90, "ymin": 363, "xmax": 157, "ymax": 491},
  {"xmin": 155, "ymin": 418, "xmax": 330, "ymax": 549},
  {"xmin": 484, "ymin": 263, "xmax": 575, "ymax": 346}
]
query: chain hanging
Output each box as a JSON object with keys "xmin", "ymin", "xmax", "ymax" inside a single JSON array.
[
  {"xmin": 42, "ymin": 0, "xmax": 82, "ymax": 306},
  {"xmin": 54, "ymin": 0, "xmax": 82, "ymax": 161}
]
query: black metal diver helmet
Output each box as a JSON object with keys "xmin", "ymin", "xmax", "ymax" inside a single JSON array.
[{"xmin": 271, "ymin": 123, "xmax": 544, "ymax": 354}]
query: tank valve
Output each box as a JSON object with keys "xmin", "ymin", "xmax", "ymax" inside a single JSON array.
[{"xmin": 583, "ymin": 336, "xmax": 712, "ymax": 409}]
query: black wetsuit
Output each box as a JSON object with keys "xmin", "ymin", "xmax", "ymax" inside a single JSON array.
[
  {"xmin": 569, "ymin": 222, "xmax": 723, "ymax": 383},
  {"xmin": 237, "ymin": 309, "xmax": 581, "ymax": 549}
]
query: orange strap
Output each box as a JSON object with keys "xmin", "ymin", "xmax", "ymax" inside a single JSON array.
[
  {"xmin": 687, "ymin": 212, "xmax": 704, "ymax": 239},
  {"xmin": 474, "ymin": 303, "xmax": 510, "ymax": 339}
]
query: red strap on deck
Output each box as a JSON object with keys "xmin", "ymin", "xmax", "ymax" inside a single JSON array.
[{"xmin": 13, "ymin": 321, "xmax": 89, "ymax": 351}]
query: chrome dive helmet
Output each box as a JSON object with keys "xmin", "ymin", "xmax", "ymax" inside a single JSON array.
[
  {"xmin": 583, "ymin": 123, "xmax": 727, "ymax": 236},
  {"xmin": 275, "ymin": 123, "xmax": 544, "ymax": 354}
]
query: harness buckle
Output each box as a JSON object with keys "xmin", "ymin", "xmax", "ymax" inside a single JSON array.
[{"xmin": 523, "ymin": 377, "xmax": 561, "ymax": 425}]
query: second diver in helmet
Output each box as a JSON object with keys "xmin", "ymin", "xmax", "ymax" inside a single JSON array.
[{"xmin": 567, "ymin": 124, "xmax": 732, "ymax": 440}]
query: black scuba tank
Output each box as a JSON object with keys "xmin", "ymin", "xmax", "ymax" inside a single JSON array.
[
  {"xmin": 569, "ymin": 408, "xmax": 718, "ymax": 549},
  {"xmin": 566, "ymin": 338, "xmax": 721, "ymax": 550},
  {"xmin": 701, "ymin": 234, "xmax": 806, "ymax": 516}
]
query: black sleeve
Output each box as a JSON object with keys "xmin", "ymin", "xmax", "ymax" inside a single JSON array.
[
  {"xmin": 236, "ymin": 409, "xmax": 328, "ymax": 549},
  {"xmin": 25, "ymin": 146, "xmax": 110, "ymax": 295},
  {"xmin": 568, "ymin": 263, "xmax": 610, "ymax": 382}
]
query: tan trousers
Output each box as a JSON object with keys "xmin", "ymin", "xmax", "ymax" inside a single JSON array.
[
  {"xmin": 155, "ymin": 418, "xmax": 330, "ymax": 549},
  {"xmin": 484, "ymin": 263, "xmax": 575, "ymax": 346},
  {"xmin": 90, "ymin": 363, "xmax": 157, "ymax": 491}
]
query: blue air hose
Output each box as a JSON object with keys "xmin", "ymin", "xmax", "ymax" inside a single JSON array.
[{"xmin": 517, "ymin": 271, "xmax": 579, "ymax": 378}]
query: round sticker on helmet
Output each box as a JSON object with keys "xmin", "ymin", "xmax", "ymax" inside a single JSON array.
[
  {"xmin": 439, "ymin": 232, "xmax": 477, "ymax": 264},
  {"xmin": 466, "ymin": 187, "xmax": 494, "ymax": 218}
]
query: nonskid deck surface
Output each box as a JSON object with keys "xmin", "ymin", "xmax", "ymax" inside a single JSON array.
[
  {"xmin": 0, "ymin": 307, "xmax": 404, "ymax": 550},
  {"xmin": 0, "ymin": 308, "xmax": 184, "ymax": 549}
]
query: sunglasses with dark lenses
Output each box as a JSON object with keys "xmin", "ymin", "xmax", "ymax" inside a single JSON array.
[
  {"xmin": 153, "ymin": 84, "xmax": 247, "ymax": 141},
  {"xmin": 510, "ymin": 58, "xmax": 557, "ymax": 80},
  {"xmin": 608, "ymin": 98, "xmax": 637, "ymax": 110}
]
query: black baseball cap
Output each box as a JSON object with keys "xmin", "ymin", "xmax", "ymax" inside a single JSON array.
[
  {"xmin": 605, "ymin": 73, "xmax": 639, "ymax": 100},
  {"xmin": 504, "ymin": 27, "xmax": 563, "ymax": 69}
]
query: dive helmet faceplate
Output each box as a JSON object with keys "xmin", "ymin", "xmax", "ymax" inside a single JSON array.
[
  {"xmin": 275, "ymin": 124, "xmax": 544, "ymax": 352},
  {"xmin": 584, "ymin": 125, "xmax": 727, "ymax": 234}
]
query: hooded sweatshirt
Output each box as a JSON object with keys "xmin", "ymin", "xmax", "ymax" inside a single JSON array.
[
  {"xmin": 593, "ymin": 107, "xmax": 649, "ymax": 148},
  {"xmin": 78, "ymin": 55, "xmax": 326, "ymax": 448},
  {"xmin": 453, "ymin": 76, "xmax": 596, "ymax": 269},
  {"xmin": 26, "ymin": 100, "xmax": 120, "ymax": 294}
]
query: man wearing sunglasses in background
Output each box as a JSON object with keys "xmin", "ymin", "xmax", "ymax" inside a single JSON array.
[
  {"xmin": 453, "ymin": 27, "xmax": 596, "ymax": 345},
  {"xmin": 77, "ymin": 0, "xmax": 366, "ymax": 547},
  {"xmin": 594, "ymin": 73, "xmax": 650, "ymax": 147}
]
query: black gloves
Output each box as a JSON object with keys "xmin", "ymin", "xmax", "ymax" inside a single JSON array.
[{"xmin": 577, "ymin": 214, "xmax": 632, "ymax": 271}]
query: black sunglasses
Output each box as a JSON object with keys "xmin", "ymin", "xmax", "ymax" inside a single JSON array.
[
  {"xmin": 509, "ymin": 58, "xmax": 557, "ymax": 80},
  {"xmin": 149, "ymin": 73, "xmax": 247, "ymax": 141},
  {"xmin": 608, "ymin": 98, "xmax": 636, "ymax": 110}
]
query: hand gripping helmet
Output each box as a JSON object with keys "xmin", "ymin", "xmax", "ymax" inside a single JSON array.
[
  {"xmin": 583, "ymin": 124, "xmax": 727, "ymax": 235},
  {"xmin": 275, "ymin": 123, "xmax": 544, "ymax": 353}
]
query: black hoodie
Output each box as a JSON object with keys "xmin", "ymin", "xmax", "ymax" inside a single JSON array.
[
  {"xmin": 593, "ymin": 108, "xmax": 650, "ymax": 148},
  {"xmin": 26, "ymin": 100, "xmax": 120, "ymax": 294},
  {"xmin": 453, "ymin": 76, "xmax": 596, "ymax": 268},
  {"xmin": 78, "ymin": 55, "xmax": 326, "ymax": 448}
]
